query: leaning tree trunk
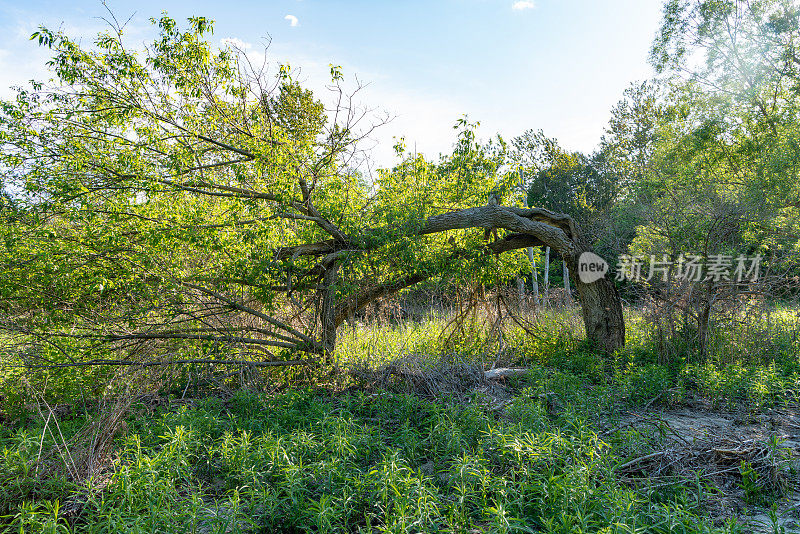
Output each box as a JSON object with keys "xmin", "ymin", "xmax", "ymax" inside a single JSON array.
[
  {"xmin": 449, "ymin": 206, "xmax": 624, "ymax": 353},
  {"xmin": 317, "ymin": 204, "xmax": 626, "ymax": 355},
  {"xmin": 563, "ymin": 248, "xmax": 625, "ymax": 353}
]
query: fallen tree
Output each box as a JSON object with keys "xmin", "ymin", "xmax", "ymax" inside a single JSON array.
[
  {"xmin": 293, "ymin": 204, "xmax": 625, "ymax": 353},
  {"xmin": 0, "ymin": 15, "xmax": 624, "ymax": 372}
]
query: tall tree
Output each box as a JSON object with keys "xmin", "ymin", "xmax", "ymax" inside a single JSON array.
[{"xmin": 621, "ymin": 0, "xmax": 800, "ymax": 355}]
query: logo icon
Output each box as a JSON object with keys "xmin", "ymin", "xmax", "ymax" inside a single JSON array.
[{"xmin": 578, "ymin": 252, "xmax": 609, "ymax": 283}]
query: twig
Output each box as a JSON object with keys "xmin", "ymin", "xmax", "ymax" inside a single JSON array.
[
  {"xmin": 615, "ymin": 451, "xmax": 667, "ymax": 471},
  {"xmin": 16, "ymin": 357, "xmax": 316, "ymax": 369}
]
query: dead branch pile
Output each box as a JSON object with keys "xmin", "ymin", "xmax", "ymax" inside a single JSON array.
[
  {"xmin": 611, "ymin": 417, "xmax": 792, "ymax": 499},
  {"xmin": 348, "ymin": 353, "xmax": 486, "ymax": 398}
]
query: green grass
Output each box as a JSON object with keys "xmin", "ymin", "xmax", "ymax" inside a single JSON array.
[
  {"xmin": 1, "ymin": 304, "xmax": 799, "ymax": 532},
  {"xmin": 1, "ymin": 386, "xmax": 734, "ymax": 533}
]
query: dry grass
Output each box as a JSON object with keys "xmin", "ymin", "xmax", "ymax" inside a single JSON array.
[
  {"xmin": 348, "ymin": 352, "xmax": 487, "ymax": 399},
  {"xmin": 23, "ymin": 368, "xmax": 154, "ymax": 489}
]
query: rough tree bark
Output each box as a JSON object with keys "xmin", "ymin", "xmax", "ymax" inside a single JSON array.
[{"xmin": 287, "ymin": 204, "xmax": 626, "ymax": 355}]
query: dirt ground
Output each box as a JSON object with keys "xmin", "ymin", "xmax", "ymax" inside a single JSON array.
[
  {"xmin": 473, "ymin": 375, "xmax": 800, "ymax": 532},
  {"xmin": 613, "ymin": 399, "xmax": 800, "ymax": 531}
]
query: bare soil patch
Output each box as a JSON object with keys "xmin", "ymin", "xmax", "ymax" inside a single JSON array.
[{"xmin": 606, "ymin": 398, "xmax": 800, "ymax": 530}]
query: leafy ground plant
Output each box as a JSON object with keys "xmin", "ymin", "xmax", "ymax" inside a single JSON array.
[{"xmin": 0, "ymin": 382, "xmax": 766, "ymax": 533}]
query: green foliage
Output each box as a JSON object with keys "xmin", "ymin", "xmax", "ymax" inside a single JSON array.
[
  {"xmin": 369, "ymin": 118, "xmax": 529, "ymax": 288},
  {"xmin": 612, "ymin": 364, "xmax": 671, "ymax": 404},
  {"xmin": 2, "ymin": 15, "xmax": 345, "ymax": 346},
  {"xmin": 512, "ymin": 130, "xmax": 616, "ymax": 228},
  {"xmin": 628, "ymin": 0, "xmax": 800, "ymax": 276},
  {"xmin": 0, "ymin": 387, "xmax": 727, "ymax": 533},
  {"xmin": 1, "ymin": 17, "xmax": 540, "ymax": 366},
  {"xmin": 1, "ymin": 305, "xmax": 798, "ymax": 531},
  {"xmin": 738, "ymin": 460, "xmax": 763, "ymax": 505},
  {"xmin": 3, "ymin": 3, "xmax": 800, "ymax": 530}
]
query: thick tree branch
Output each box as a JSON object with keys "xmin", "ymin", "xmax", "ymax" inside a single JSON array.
[{"xmin": 275, "ymin": 205, "xmax": 575, "ymax": 259}]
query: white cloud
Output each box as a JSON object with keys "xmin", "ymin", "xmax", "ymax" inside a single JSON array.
[
  {"xmin": 284, "ymin": 15, "xmax": 299, "ymax": 27},
  {"xmin": 220, "ymin": 37, "xmax": 252, "ymax": 50},
  {"xmin": 511, "ymin": 1, "xmax": 535, "ymax": 10}
]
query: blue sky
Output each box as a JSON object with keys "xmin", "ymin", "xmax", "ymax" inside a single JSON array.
[{"xmin": 0, "ymin": 0, "xmax": 665, "ymax": 168}]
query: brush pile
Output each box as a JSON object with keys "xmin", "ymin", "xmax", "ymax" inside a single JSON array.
[{"xmin": 609, "ymin": 413, "xmax": 794, "ymax": 508}]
